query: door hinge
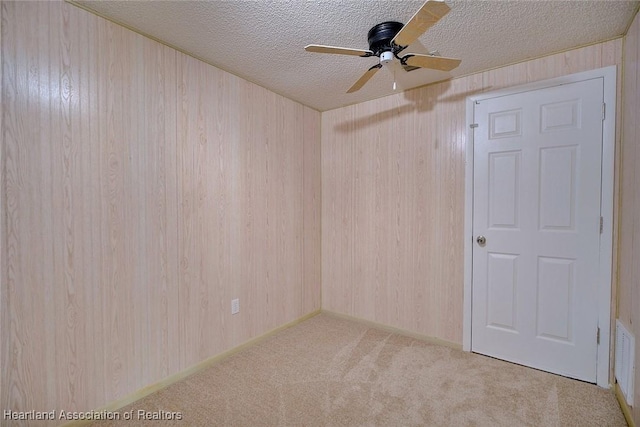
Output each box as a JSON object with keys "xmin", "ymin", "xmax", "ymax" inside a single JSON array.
[
  {"xmin": 602, "ymin": 103, "xmax": 606, "ymax": 121},
  {"xmin": 470, "ymin": 123, "xmax": 479, "ymax": 129},
  {"xmin": 600, "ymin": 216, "xmax": 604, "ymax": 234},
  {"xmin": 597, "ymin": 327, "xmax": 600, "ymax": 345}
]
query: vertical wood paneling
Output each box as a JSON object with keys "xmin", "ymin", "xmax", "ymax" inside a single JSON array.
[
  {"xmin": 321, "ymin": 39, "xmax": 622, "ymax": 345},
  {"xmin": 1, "ymin": 1, "xmax": 321, "ymax": 424},
  {"xmin": 303, "ymin": 106, "xmax": 321, "ymax": 314},
  {"xmin": 86, "ymin": 13, "xmax": 106, "ymax": 405},
  {"xmin": 52, "ymin": 1, "xmax": 85, "ymax": 410},
  {"xmin": 619, "ymin": 9, "xmax": 640, "ymax": 425},
  {"xmin": 0, "ymin": 2, "xmax": 4, "ymax": 409},
  {"xmin": 177, "ymin": 52, "xmax": 232, "ymax": 368},
  {"xmin": 632, "ymin": 12, "xmax": 640, "ymax": 424},
  {"xmin": 102, "ymin": 15, "xmax": 134, "ymax": 401},
  {"xmin": 4, "ymin": 1, "xmax": 48, "ymax": 412}
]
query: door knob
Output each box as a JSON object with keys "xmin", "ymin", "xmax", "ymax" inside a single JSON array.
[{"xmin": 476, "ymin": 235, "xmax": 486, "ymax": 245}]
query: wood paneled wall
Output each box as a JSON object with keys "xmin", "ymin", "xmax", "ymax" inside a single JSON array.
[
  {"xmin": 321, "ymin": 39, "xmax": 623, "ymax": 345},
  {"xmin": 0, "ymin": 1, "xmax": 321, "ymax": 423},
  {"xmin": 619, "ymin": 8, "xmax": 640, "ymax": 425}
]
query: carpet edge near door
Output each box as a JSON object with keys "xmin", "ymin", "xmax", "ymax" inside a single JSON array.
[{"xmin": 320, "ymin": 309, "xmax": 463, "ymax": 351}]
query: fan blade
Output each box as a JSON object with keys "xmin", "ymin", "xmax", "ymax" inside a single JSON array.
[
  {"xmin": 305, "ymin": 44, "xmax": 373, "ymax": 57},
  {"xmin": 347, "ymin": 64, "xmax": 382, "ymax": 93},
  {"xmin": 403, "ymin": 54, "xmax": 461, "ymax": 71},
  {"xmin": 391, "ymin": 0, "xmax": 451, "ymax": 47}
]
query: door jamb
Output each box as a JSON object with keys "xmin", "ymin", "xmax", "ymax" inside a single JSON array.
[{"xmin": 462, "ymin": 66, "xmax": 617, "ymax": 388}]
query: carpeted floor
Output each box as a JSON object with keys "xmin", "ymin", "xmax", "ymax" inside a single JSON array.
[{"xmin": 91, "ymin": 313, "xmax": 627, "ymax": 426}]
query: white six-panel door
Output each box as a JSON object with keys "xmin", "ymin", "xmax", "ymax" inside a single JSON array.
[{"xmin": 471, "ymin": 78, "xmax": 604, "ymax": 382}]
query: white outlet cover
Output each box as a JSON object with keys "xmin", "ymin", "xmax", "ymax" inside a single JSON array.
[{"xmin": 231, "ymin": 299, "xmax": 240, "ymax": 315}]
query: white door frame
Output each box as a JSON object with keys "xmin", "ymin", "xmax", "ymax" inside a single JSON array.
[{"xmin": 463, "ymin": 66, "xmax": 616, "ymax": 388}]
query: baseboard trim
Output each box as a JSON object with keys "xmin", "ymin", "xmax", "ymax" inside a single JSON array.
[
  {"xmin": 62, "ymin": 309, "xmax": 321, "ymax": 427},
  {"xmin": 320, "ymin": 309, "xmax": 462, "ymax": 351},
  {"xmin": 615, "ymin": 382, "xmax": 636, "ymax": 427}
]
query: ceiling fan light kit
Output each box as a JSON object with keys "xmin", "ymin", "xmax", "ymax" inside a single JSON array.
[
  {"xmin": 304, "ymin": 0, "xmax": 462, "ymax": 93},
  {"xmin": 380, "ymin": 50, "xmax": 394, "ymax": 65}
]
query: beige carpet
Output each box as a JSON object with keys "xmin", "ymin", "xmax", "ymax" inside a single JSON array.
[{"xmin": 91, "ymin": 313, "xmax": 626, "ymax": 426}]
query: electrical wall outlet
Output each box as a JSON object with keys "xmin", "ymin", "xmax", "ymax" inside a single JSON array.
[{"xmin": 231, "ymin": 298, "xmax": 240, "ymax": 315}]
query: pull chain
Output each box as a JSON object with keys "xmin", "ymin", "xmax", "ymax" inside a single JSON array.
[{"xmin": 393, "ymin": 66, "xmax": 397, "ymax": 90}]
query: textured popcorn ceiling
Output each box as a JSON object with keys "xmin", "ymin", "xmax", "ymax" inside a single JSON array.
[{"xmin": 74, "ymin": 0, "xmax": 639, "ymax": 111}]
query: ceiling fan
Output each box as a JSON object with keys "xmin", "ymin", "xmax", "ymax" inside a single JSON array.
[{"xmin": 304, "ymin": 0, "xmax": 461, "ymax": 93}]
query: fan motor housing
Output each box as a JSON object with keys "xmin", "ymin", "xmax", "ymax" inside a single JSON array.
[{"xmin": 367, "ymin": 21, "xmax": 404, "ymax": 56}]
